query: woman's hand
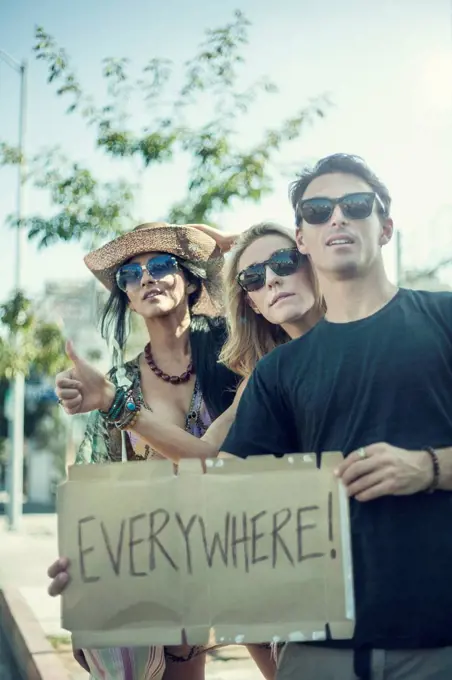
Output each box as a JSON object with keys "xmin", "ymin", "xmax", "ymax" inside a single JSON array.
[
  {"xmin": 55, "ymin": 340, "xmax": 116, "ymax": 415},
  {"xmin": 48, "ymin": 554, "xmax": 89, "ymax": 673},
  {"xmin": 47, "ymin": 556, "xmax": 70, "ymax": 596},
  {"xmin": 186, "ymin": 224, "xmax": 240, "ymax": 253}
]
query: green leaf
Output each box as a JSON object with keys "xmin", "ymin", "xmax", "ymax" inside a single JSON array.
[
  {"xmin": 0, "ymin": 142, "xmax": 23, "ymax": 166},
  {"xmin": 0, "ymin": 292, "xmax": 69, "ymax": 379},
  {"xmin": 10, "ymin": 14, "xmax": 331, "ymax": 247}
]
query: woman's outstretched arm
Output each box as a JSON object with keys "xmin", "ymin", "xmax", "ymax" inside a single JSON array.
[{"xmin": 128, "ymin": 378, "xmax": 248, "ymax": 462}]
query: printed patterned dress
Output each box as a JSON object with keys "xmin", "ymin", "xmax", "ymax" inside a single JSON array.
[{"xmin": 75, "ymin": 355, "xmax": 212, "ymax": 680}]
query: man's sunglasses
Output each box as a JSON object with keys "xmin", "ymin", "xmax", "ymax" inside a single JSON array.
[
  {"xmin": 237, "ymin": 248, "xmax": 305, "ymax": 293},
  {"xmin": 298, "ymin": 191, "xmax": 386, "ymax": 225},
  {"xmin": 116, "ymin": 254, "xmax": 179, "ymax": 292}
]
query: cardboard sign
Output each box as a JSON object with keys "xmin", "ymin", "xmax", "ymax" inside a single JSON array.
[{"xmin": 57, "ymin": 453, "xmax": 354, "ymax": 649}]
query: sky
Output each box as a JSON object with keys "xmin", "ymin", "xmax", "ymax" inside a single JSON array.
[{"xmin": 1, "ymin": 0, "xmax": 452, "ymax": 301}]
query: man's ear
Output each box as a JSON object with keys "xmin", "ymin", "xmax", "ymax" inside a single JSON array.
[
  {"xmin": 295, "ymin": 227, "xmax": 308, "ymax": 255},
  {"xmin": 379, "ymin": 218, "xmax": 394, "ymax": 246}
]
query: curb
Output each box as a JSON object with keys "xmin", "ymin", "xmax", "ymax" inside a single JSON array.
[{"xmin": 0, "ymin": 588, "xmax": 73, "ymax": 680}]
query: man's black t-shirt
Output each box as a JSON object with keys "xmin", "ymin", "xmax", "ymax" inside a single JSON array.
[{"xmin": 222, "ymin": 288, "xmax": 452, "ymax": 649}]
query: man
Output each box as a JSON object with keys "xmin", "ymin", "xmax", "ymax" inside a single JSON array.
[{"xmin": 221, "ymin": 154, "xmax": 452, "ymax": 679}]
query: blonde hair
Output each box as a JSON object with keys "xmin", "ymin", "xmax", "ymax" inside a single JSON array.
[{"xmin": 219, "ymin": 222, "xmax": 324, "ymax": 377}]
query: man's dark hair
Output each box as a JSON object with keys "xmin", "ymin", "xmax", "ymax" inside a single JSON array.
[{"xmin": 289, "ymin": 153, "xmax": 392, "ymax": 227}]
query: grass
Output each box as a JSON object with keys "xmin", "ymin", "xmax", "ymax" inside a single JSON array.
[{"xmin": 47, "ymin": 634, "xmax": 72, "ymax": 649}]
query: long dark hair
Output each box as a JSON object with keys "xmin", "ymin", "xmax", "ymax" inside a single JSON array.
[
  {"xmin": 189, "ymin": 314, "xmax": 240, "ymax": 419},
  {"xmin": 100, "ymin": 256, "xmax": 240, "ymax": 419}
]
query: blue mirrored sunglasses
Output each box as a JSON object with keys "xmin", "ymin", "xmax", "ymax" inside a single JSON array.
[{"xmin": 116, "ymin": 254, "xmax": 179, "ymax": 292}]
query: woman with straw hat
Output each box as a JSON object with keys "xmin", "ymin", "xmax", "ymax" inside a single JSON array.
[
  {"xmin": 49, "ymin": 221, "xmax": 241, "ymax": 680},
  {"xmin": 48, "ymin": 220, "xmax": 325, "ymax": 680}
]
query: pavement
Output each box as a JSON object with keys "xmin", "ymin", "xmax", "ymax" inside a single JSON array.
[{"xmin": 0, "ymin": 514, "xmax": 262, "ymax": 680}]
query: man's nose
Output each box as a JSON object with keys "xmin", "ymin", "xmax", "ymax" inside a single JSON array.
[{"xmin": 329, "ymin": 204, "xmax": 348, "ymax": 228}]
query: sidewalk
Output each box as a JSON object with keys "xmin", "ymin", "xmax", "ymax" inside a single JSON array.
[{"xmin": 0, "ymin": 514, "xmax": 261, "ymax": 680}]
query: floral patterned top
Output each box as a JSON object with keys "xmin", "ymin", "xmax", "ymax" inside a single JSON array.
[
  {"xmin": 75, "ymin": 354, "xmax": 213, "ymax": 680},
  {"xmin": 75, "ymin": 354, "xmax": 212, "ymax": 465}
]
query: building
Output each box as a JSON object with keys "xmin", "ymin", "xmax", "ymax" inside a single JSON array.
[
  {"xmin": 31, "ymin": 279, "xmax": 111, "ymax": 474},
  {"xmin": 36, "ymin": 279, "xmax": 110, "ymax": 370},
  {"xmin": 33, "ymin": 278, "xmax": 147, "ymax": 469}
]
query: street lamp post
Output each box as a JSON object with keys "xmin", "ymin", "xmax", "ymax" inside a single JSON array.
[{"xmin": 0, "ymin": 49, "xmax": 28, "ymax": 531}]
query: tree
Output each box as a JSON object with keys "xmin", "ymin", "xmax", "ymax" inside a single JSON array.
[
  {"xmin": 1, "ymin": 11, "xmax": 330, "ymax": 248},
  {"xmin": 403, "ymin": 258, "xmax": 452, "ymax": 285},
  {"xmin": 396, "ymin": 232, "xmax": 452, "ymax": 291},
  {"xmin": 0, "ymin": 292, "xmax": 68, "ymax": 379},
  {"xmin": 0, "ymin": 375, "xmax": 60, "ymax": 441},
  {"xmin": 0, "ymin": 292, "xmax": 68, "ymax": 459},
  {"xmin": 33, "ymin": 407, "xmax": 68, "ymax": 480}
]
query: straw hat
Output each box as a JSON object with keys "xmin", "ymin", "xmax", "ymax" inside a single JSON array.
[{"xmin": 84, "ymin": 222, "xmax": 224, "ymax": 315}]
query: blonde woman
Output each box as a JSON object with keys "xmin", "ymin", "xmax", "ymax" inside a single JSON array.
[
  {"xmin": 219, "ymin": 221, "xmax": 324, "ymax": 377},
  {"xmin": 48, "ymin": 221, "xmax": 324, "ymax": 680}
]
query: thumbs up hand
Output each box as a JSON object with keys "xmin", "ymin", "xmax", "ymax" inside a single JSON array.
[{"xmin": 55, "ymin": 340, "xmax": 116, "ymax": 415}]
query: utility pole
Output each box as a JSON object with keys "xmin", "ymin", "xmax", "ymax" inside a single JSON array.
[{"xmin": 1, "ymin": 49, "xmax": 28, "ymax": 531}]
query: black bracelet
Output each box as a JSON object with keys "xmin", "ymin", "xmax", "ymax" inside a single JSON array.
[
  {"xmin": 423, "ymin": 446, "xmax": 440, "ymax": 493},
  {"xmin": 165, "ymin": 646, "xmax": 199, "ymax": 663}
]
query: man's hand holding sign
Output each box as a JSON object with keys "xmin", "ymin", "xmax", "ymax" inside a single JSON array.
[{"xmin": 336, "ymin": 443, "xmax": 443, "ymax": 501}]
